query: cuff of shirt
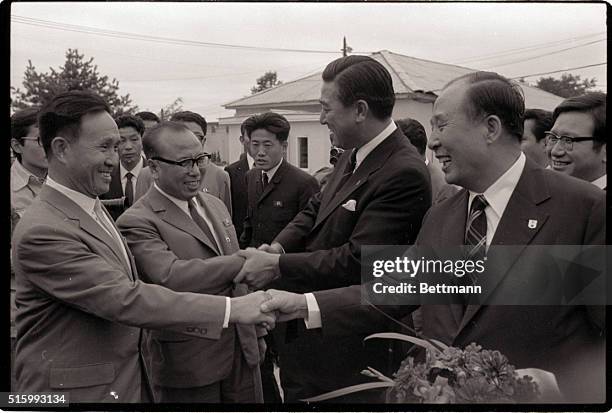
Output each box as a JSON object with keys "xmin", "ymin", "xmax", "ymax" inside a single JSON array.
[
  {"xmin": 223, "ymin": 297, "xmax": 231, "ymax": 328},
  {"xmin": 303, "ymin": 293, "xmax": 322, "ymax": 329}
]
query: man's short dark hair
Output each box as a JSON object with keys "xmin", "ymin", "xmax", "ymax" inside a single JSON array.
[
  {"xmin": 322, "ymin": 55, "xmax": 395, "ymax": 119},
  {"xmin": 171, "ymin": 111, "xmax": 207, "ymax": 136},
  {"xmin": 396, "ymin": 117, "xmax": 427, "ymax": 156},
  {"xmin": 524, "ymin": 109, "xmax": 553, "ymax": 143},
  {"xmin": 142, "ymin": 121, "xmax": 190, "ymax": 159},
  {"xmin": 446, "ymin": 71, "xmax": 525, "ymax": 141},
  {"xmin": 11, "ymin": 107, "xmax": 40, "ymax": 163},
  {"xmin": 135, "ymin": 111, "xmax": 160, "ymax": 123},
  {"xmin": 115, "ymin": 115, "xmax": 145, "ymax": 136},
  {"xmin": 242, "ymin": 112, "xmax": 290, "ymax": 142},
  {"xmin": 552, "ymin": 92, "xmax": 606, "ymax": 149},
  {"xmin": 38, "ymin": 90, "xmax": 111, "ymax": 157}
]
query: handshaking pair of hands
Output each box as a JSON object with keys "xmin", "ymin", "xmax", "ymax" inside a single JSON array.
[
  {"xmin": 232, "ymin": 243, "xmax": 284, "ymax": 289},
  {"xmin": 228, "ymin": 288, "xmax": 307, "ymax": 330}
]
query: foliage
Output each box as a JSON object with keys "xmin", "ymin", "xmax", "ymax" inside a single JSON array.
[
  {"xmin": 11, "ymin": 49, "xmax": 137, "ymax": 116},
  {"xmin": 536, "ymin": 73, "xmax": 598, "ymax": 98},
  {"xmin": 158, "ymin": 97, "xmax": 184, "ymax": 121},
  {"xmin": 251, "ymin": 71, "xmax": 282, "ymax": 94}
]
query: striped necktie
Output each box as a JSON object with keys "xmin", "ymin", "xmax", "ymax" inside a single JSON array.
[{"xmin": 465, "ymin": 194, "xmax": 488, "ymax": 259}]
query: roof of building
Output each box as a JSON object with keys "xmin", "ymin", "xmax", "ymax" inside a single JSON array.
[{"xmin": 224, "ymin": 50, "xmax": 563, "ymax": 110}]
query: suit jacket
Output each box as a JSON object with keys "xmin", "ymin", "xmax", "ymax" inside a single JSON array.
[
  {"xmin": 314, "ymin": 159, "xmax": 606, "ymax": 403},
  {"xmin": 99, "ymin": 157, "xmax": 145, "ymax": 221},
  {"xmin": 12, "ymin": 186, "xmax": 226, "ymax": 403},
  {"xmin": 242, "ymin": 160, "xmax": 319, "ymax": 248},
  {"xmin": 225, "ymin": 154, "xmax": 250, "ymax": 240},
  {"xmin": 116, "ymin": 187, "xmax": 259, "ymax": 388},
  {"xmin": 135, "ymin": 164, "xmax": 232, "ymax": 214},
  {"xmin": 271, "ymin": 128, "xmax": 432, "ymax": 400}
]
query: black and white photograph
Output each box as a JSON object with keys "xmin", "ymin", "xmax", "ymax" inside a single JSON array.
[{"xmin": 6, "ymin": 1, "xmax": 607, "ymax": 409}]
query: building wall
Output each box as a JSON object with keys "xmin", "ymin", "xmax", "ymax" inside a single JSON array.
[{"xmin": 205, "ymin": 122, "xmax": 231, "ymax": 166}]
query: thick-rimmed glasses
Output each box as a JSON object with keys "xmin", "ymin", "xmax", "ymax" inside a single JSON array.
[
  {"xmin": 152, "ymin": 154, "xmax": 210, "ymax": 169},
  {"xmin": 21, "ymin": 136, "xmax": 42, "ymax": 146},
  {"xmin": 544, "ymin": 131, "xmax": 594, "ymax": 151}
]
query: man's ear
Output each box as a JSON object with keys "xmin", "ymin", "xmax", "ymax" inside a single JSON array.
[
  {"xmin": 10, "ymin": 138, "xmax": 24, "ymax": 155},
  {"xmin": 355, "ymin": 99, "xmax": 369, "ymax": 123},
  {"xmin": 148, "ymin": 159, "xmax": 160, "ymax": 179},
  {"xmin": 483, "ymin": 114, "xmax": 503, "ymax": 144},
  {"xmin": 50, "ymin": 137, "xmax": 70, "ymax": 164}
]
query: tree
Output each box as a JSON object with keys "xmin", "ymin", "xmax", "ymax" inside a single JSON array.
[
  {"xmin": 251, "ymin": 71, "xmax": 282, "ymax": 94},
  {"xmin": 11, "ymin": 48, "xmax": 137, "ymax": 116},
  {"xmin": 536, "ymin": 73, "xmax": 598, "ymax": 98},
  {"xmin": 158, "ymin": 97, "xmax": 184, "ymax": 121}
]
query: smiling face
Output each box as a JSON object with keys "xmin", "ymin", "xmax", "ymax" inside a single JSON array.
[
  {"xmin": 152, "ymin": 129, "xmax": 205, "ymax": 201},
  {"xmin": 61, "ymin": 111, "xmax": 120, "ymax": 197},
  {"xmin": 118, "ymin": 126, "xmax": 143, "ymax": 170},
  {"xmin": 547, "ymin": 111, "xmax": 605, "ymax": 182},
  {"xmin": 250, "ymin": 128, "xmax": 286, "ymax": 171},
  {"xmin": 428, "ymin": 81, "xmax": 490, "ymax": 191},
  {"xmin": 319, "ymin": 80, "xmax": 357, "ymax": 149}
]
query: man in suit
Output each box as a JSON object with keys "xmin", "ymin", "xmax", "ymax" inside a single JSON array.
[
  {"xmin": 240, "ymin": 112, "xmax": 319, "ymax": 402},
  {"xmin": 11, "ymin": 90, "xmax": 276, "ymax": 402},
  {"xmin": 100, "ymin": 115, "xmax": 146, "ymax": 220},
  {"xmin": 135, "ymin": 111, "xmax": 160, "ymax": 131},
  {"xmin": 241, "ymin": 112, "xmax": 319, "ymax": 248},
  {"xmin": 546, "ymin": 92, "xmax": 606, "ymax": 189},
  {"xmin": 234, "ymin": 56, "xmax": 431, "ymax": 401},
  {"xmin": 262, "ymin": 71, "xmax": 606, "ymax": 403},
  {"xmin": 522, "ymin": 109, "xmax": 552, "ymax": 168},
  {"xmin": 117, "ymin": 121, "xmax": 264, "ymax": 403},
  {"xmin": 225, "ymin": 118, "xmax": 255, "ymax": 245},
  {"xmin": 135, "ymin": 111, "xmax": 233, "ymax": 213},
  {"xmin": 396, "ymin": 117, "xmax": 458, "ymax": 204}
]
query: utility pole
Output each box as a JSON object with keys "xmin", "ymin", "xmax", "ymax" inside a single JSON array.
[{"xmin": 342, "ymin": 36, "xmax": 352, "ymax": 57}]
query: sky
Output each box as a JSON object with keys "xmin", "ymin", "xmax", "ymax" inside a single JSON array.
[{"xmin": 10, "ymin": 2, "xmax": 607, "ymax": 121}]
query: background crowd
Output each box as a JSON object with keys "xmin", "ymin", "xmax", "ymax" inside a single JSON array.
[{"xmin": 9, "ymin": 54, "xmax": 606, "ymax": 404}]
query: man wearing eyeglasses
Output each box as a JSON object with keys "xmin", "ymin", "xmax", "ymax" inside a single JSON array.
[
  {"xmin": 117, "ymin": 121, "xmax": 265, "ymax": 403},
  {"xmin": 546, "ymin": 92, "xmax": 606, "ymax": 190},
  {"xmin": 10, "ymin": 107, "xmax": 48, "ymax": 220}
]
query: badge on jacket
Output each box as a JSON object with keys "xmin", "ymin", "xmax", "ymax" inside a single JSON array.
[{"xmin": 274, "ymin": 201, "xmax": 283, "ymax": 207}]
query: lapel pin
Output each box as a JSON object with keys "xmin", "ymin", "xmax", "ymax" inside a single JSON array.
[
  {"xmin": 225, "ymin": 236, "xmax": 231, "ymax": 243},
  {"xmin": 274, "ymin": 201, "xmax": 283, "ymax": 207},
  {"xmin": 203, "ymin": 188, "xmax": 209, "ymax": 193},
  {"xmin": 223, "ymin": 218, "xmax": 231, "ymax": 226},
  {"xmin": 528, "ymin": 219, "xmax": 537, "ymax": 229}
]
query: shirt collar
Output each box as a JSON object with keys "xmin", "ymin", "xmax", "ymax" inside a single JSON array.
[
  {"xmin": 354, "ymin": 120, "xmax": 396, "ymax": 170},
  {"xmin": 246, "ymin": 153, "xmax": 256, "ymax": 169},
  {"xmin": 153, "ymin": 182, "xmax": 191, "ymax": 216},
  {"xmin": 120, "ymin": 157, "xmax": 144, "ymax": 180},
  {"xmin": 264, "ymin": 158, "xmax": 283, "ymax": 180},
  {"xmin": 468, "ymin": 152, "xmax": 526, "ymax": 219},
  {"xmin": 591, "ymin": 174, "xmax": 607, "ymax": 190},
  {"xmin": 11, "ymin": 160, "xmax": 45, "ymax": 191},
  {"xmin": 45, "ymin": 175, "xmax": 97, "ymax": 217}
]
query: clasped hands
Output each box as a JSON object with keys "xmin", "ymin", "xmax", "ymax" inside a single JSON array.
[
  {"xmin": 232, "ymin": 243, "xmax": 283, "ymax": 289},
  {"xmin": 229, "ymin": 289, "xmax": 308, "ymax": 329}
]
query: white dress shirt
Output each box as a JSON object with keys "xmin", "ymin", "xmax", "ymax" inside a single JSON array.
[
  {"xmin": 119, "ymin": 157, "xmax": 144, "ymax": 195},
  {"xmin": 263, "ymin": 158, "xmax": 283, "ymax": 182},
  {"xmin": 591, "ymin": 174, "xmax": 606, "ymax": 190},
  {"xmin": 153, "ymin": 183, "xmax": 231, "ymax": 328},
  {"xmin": 246, "ymin": 152, "xmax": 255, "ymax": 169}
]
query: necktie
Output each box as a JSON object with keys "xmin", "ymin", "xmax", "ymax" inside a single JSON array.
[
  {"xmin": 337, "ymin": 149, "xmax": 357, "ymax": 189},
  {"xmin": 262, "ymin": 172, "xmax": 269, "ymax": 187},
  {"xmin": 124, "ymin": 172, "xmax": 134, "ymax": 207},
  {"xmin": 94, "ymin": 199, "xmax": 124, "ymax": 250},
  {"xmin": 464, "ymin": 194, "xmax": 488, "ymax": 260},
  {"xmin": 188, "ymin": 199, "xmax": 219, "ymax": 253}
]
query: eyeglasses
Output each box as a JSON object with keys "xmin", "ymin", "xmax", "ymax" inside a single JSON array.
[
  {"xmin": 152, "ymin": 154, "xmax": 210, "ymax": 169},
  {"xmin": 21, "ymin": 136, "xmax": 42, "ymax": 146},
  {"xmin": 544, "ymin": 131, "xmax": 594, "ymax": 151}
]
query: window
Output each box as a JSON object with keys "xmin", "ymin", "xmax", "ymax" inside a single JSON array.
[{"xmin": 298, "ymin": 137, "xmax": 308, "ymax": 168}]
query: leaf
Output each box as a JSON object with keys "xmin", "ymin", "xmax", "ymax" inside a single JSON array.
[
  {"xmin": 301, "ymin": 382, "xmax": 395, "ymax": 403},
  {"xmin": 365, "ymin": 332, "xmax": 443, "ymax": 355},
  {"xmin": 365, "ymin": 366, "xmax": 395, "ymax": 383}
]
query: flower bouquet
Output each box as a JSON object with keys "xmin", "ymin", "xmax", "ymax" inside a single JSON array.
[{"xmin": 303, "ymin": 332, "xmax": 555, "ymax": 403}]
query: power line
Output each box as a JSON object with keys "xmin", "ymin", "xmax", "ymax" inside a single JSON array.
[
  {"xmin": 12, "ymin": 15, "xmax": 369, "ymax": 55},
  {"xmin": 453, "ymin": 31, "xmax": 606, "ymax": 64},
  {"xmin": 485, "ymin": 39, "xmax": 606, "ymax": 69},
  {"xmin": 510, "ymin": 62, "xmax": 606, "ymax": 79}
]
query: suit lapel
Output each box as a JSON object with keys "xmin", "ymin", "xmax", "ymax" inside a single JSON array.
[
  {"xmin": 457, "ymin": 162, "xmax": 551, "ymax": 333},
  {"xmin": 40, "ymin": 186, "xmax": 134, "ymax": 279},
  {"xmin": 148, "ymin": 187, "xmax": 221, "ymax": 255},
  {"xmin": 197, "ymin": 194, "xmax": 237, "ymax": 255},
  {"xmin": 314, "ymin": 131, "xmax": 401, "ymax": 229},
  {"xmin": 258, "ymin": 161, "xmax": 287, "ymax": 204}
]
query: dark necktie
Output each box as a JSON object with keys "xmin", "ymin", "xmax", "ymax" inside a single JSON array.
[
  {"xmin": 188, "ymin": 199, "xmax": 218, "ymax": 253},
  {"xmin": 124, "ymin": 172, "xmax": 134, "ymax": 207},
  {"xmin": 336, "ymin": 149, "xmax": 357, "ymax": 190},
  {"xmin": 262, "ymin": 172, "xmax": 269, "ymax": 187},
  {"xmin": 464, "ymin": 194, "xmax": 488, "ymax": 260}
]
